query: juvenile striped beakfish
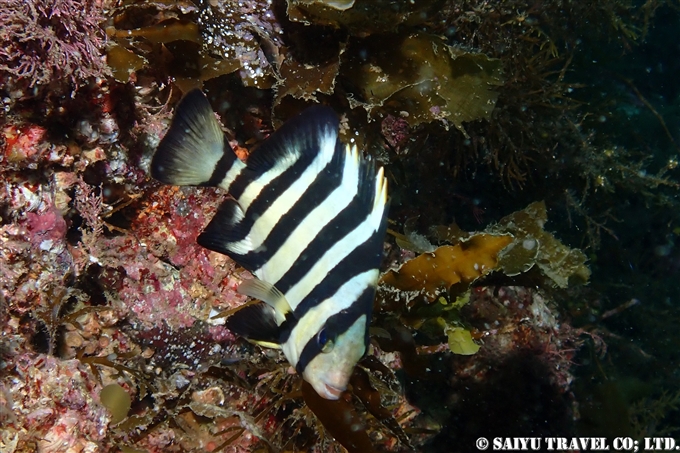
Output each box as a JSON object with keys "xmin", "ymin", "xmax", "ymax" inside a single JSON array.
[{"xmin": 150, "ymin": 89, "xmax": 389, "ymax": 400}]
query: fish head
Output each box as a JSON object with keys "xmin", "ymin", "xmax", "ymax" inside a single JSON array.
[{"xmin": 301, "ymin": 313, "xmax": 368, "ymax": 400}]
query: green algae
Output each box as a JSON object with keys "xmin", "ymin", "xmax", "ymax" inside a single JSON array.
[
  {"xmin": 100, "ymin": 383, "xmax": 131, "ymax": 424},
  {"xmin": 444, "ymin": 325, "xmax": 480, "ymax": 355}
]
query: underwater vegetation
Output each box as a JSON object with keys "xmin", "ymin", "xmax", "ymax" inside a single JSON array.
[
  {"xmin": 0, "ymin": 0, "xmax": 109, "ymax": 92},
  {"xmin": 1, "ymin": 0, "xmax": 680, "ymax": 451}
]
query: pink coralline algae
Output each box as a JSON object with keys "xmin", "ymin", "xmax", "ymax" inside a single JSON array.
[
  {"xmin": 458, "ymin": 286, "xmax": 588, "ymax": 393},
  {"xmin": 108, "ymin": 186, "xmax": 249, "ymax": 329},
  {"xmin": 0, "ymin": 103, "xmax": 253, "ymax": 450},
  {"xmin": 2, "ymin": 122, "xmax": 83, "ymax": 173},
  {"xmin": 26, "ymin": 207, "xmax": 68, "ymax": 251},
  {"xmin": 0, "ymin": 186, "xmax": 73, "ymax": 317},
  {"xmin": 2, "ymin": 124, "xmax": 48, "ymax": 166},
  {"xmin": 0, "ymin": 0, "xmax": 109, "ymax": 94},
  {"xmin": 1, "ymin": 355, "xmax": 110, "ymax": 451},
  {"xmin": 381, "ymin": 114, "xmax": 411, "ymax": 151}
]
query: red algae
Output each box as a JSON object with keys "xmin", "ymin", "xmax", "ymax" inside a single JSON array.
[
  {"xmin": 2, "ymin": 0, "xmax": 674, "ymax": 450},
  {"xmin": 0, "ymin": 0, "xmax": 110, "ymax": 107},
  {"xmin": 3, "ymin": 355, "xmax": 110, "ymax": 451}
]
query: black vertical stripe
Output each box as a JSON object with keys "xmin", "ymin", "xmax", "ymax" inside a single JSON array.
[
  {"xmin": 294, "ymin": 287, "xmax": 374, "ymax": 375},
  {"xmin": 278, "ymin": 228, "xmax": 386, "ymax": 344},
  {"xmin": 197, "ymin": 198, "xmax": 252, "ymax": 269},
  {"xmin": 238, "ymin": 141, "xmax": 346, "ymax": 270},
  {"xmin": 272, "ymin": 158, "xmax": 382, "ymax": 294},
  {"xmin": 294, "ymin": 228, "xmax": 385, "ymax": 318},
  {"xmin": 228, "ymin": 106, "xmax": 339, "ymax": 200},
  {"xmin": 226, "ymin": 140, "xmax": 339, "ymax": 245},
  {"xmin": 247, "ymin": 139, "xmax": 343, "ymax": 228},
  {"xmin": 272, "ymin": 195, "xmax": 377, "ymax": 296},
  {"xmin": 244, "ymin": 106, "xmax": 339, "ymax": 175},
  {"xmin": 198, "ymin": 141, "xmax": 344, "ymax": 273},
  {"xmin": 205, "ymin": 141, "xmax": 243, "ymax": 188},
  {"xmin": 227, "ymin": 166, "xmax": 256, "ymax": 201}
]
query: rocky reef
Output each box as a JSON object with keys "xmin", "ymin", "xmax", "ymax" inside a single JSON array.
[{"xmin": 1, "ymin": 0, "xmax": 679, "ymax": 451}]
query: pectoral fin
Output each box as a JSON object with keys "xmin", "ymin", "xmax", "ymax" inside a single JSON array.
[{"xmin": 237, "ymin": 278, "xmax": 292, "ymax": 325}]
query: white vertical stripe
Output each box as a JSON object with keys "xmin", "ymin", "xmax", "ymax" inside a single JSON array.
[
  {"xmin": 229, "ymin": 131, "xmax": 338, "ymax": 255},
  {"xmin": 237, "ymin": 148, "xmax": 300, "ymax": 210},
  {"xmin": 283, "ymin": 169, "xmax": 387, "ymax": 305},
  {"xmin": 282, "ymin": 269, "xmax": 377, "ymax": 368},
  {"xmin": 217, "ymin": 159, "xmax": 246, "ymax": 192},
  {"xmin": 256, "ymin": 144, "xmax": 359, "ymax": 289}
]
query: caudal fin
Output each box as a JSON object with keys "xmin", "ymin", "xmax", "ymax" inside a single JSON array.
[{"xmin": 151, "ymin": 89, "xmax": 244, "ymax": 187}]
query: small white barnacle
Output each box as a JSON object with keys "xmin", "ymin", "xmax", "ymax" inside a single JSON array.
[{"xmin": 522, "ymin": 238, "xmax": 537, "ymax": 251}]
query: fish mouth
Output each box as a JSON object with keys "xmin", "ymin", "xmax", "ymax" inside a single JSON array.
[{"xmin": 322, "ymin": 383, "xmax": 344, "ymax": 400}]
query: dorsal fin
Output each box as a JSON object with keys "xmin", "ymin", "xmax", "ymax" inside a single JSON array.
[
  {"xmin": 245, "ymin": 105, "xmax": 340, "ymax": 175},
  {"xmin": 225, "ymin": 302, "xmax": 281, "ymax": 348},
  {"xmin": 151, "ymin": 89, "xmax": 244, "ymax": 187},
  {"xmin": 238, "ymin": 278, "xmax": 291, "ymax": 325}
]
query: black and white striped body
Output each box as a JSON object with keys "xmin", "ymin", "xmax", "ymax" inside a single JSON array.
[{"xmin": 150, "ymin": 89, "xmax": 388, "ymax": 399}]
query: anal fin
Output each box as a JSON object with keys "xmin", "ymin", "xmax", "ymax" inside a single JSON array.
[{"xmin": 226, "ymin": 302, "xmax": 281, "ymax": 348}]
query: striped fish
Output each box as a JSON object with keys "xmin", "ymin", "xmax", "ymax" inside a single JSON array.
[{"xmin": 150, "ymin": 89, "xmax": 388, "ymax": 400}]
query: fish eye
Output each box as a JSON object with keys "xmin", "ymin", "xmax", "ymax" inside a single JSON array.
[{"xmin": 316, "ymin": 328, "xmax": 334, "ymax": 353}]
